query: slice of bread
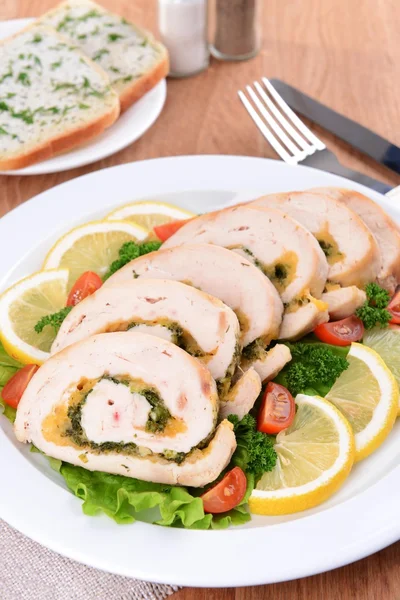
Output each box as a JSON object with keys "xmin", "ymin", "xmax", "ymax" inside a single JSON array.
[
  {"xmin": 0, "ymin": 24, "xmax": 120, "ymax": 171},
  {"xmin": 39, "ymin": 0, "xmax": 169, "ymax": 112}
]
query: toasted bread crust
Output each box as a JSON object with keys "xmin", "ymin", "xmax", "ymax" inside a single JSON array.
[
  {"xmin": 0, "ymin": 102, "xmax": 120, "ymax": 171},
  {"xmin": 119, "ymin": 52, "xmax": 169, "ymax": 113}
]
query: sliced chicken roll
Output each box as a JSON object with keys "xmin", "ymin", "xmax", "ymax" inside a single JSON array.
[
  {"xmin": 15, "ymin": 332, "xmax": 236, "ymax": 487},
  {"xmin": 239, "ymin": 344, "xmax": 292, "ymax": 383},
  {"xmin": 52, "ymin": 279, "xmax": 240, "ymax": 396},
  {"xmin": 313, "ymin": 187, "xmax": 400, "ymax": 293},
  {"xmin": 321, "ymin": 284, "xmax": 366, "ymax": 320},
  {"xmin": 104, "ymin": 243, "xmax": 283, "ymax": 347},
  {"xmin": 219, "ymin": 367, "xmax": 261, "ymax": 421},
  {"xmin": 163, "ymin": 205, "xmax": 329, "ymax": 339},
  {"xmin": 251, "ymin": 191, "xmax": 380, "ymax": 288}
]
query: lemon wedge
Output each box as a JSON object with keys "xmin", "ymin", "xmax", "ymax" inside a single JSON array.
[
  {"xmin": 106, "ymin": 201, "xmax": 195, "ymax": 233},
  {"xmin": 325, "ymin": 343, "xmax": 398, "ymax": 461},
  {"xmin": 43, "ymin": 220, "xmax": 147, "ymax": 287},
  {"xmin": 363, "ymin": 326, "xmax": 400, "ymax": 415},
  {"xmin": 0, "ymin": 269, "xmax": 69, "ymax": 364},
  {"xmin": 249, "ymin": 394, "xmax": 355, "ymax": 516}
]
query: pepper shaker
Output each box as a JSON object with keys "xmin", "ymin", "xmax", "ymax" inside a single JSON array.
[
  {"xmin": 158, "ymin": 0, "xmax": 209, "ymax": 77},
  {"xmin": 209, "ymin": 0, "xmax": 262, "ymax": 61}
]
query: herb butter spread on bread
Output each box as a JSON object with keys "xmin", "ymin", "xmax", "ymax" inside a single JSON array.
[
  {"xmin": 0, "ymin": 24, "xmax": 119, "ymax": 171},
  {"xmin": 40, "ymin": 0, "xmax": 169, "ymax": 111}
]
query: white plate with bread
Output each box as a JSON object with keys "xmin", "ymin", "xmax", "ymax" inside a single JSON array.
[{"xmin": 0, "ymin": 1, "xmax": 168, "ymax": 175}]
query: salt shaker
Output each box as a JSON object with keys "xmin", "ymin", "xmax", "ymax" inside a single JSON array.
[
  {"xmin": 158, "ymin": 0, "xmax": 209, "ymax": 77},
  {"xmin": 209, "ymin": 0, "xmax": 262, "ymax": 61}
]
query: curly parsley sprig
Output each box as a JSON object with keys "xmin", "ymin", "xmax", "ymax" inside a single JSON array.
[
  {"xmin": 103, "ymin": 240, "xmax": 162, "ymax": 280},
  {"xmin": 356, "ymin": 283, "xmax": 391, "ymax": 329}
]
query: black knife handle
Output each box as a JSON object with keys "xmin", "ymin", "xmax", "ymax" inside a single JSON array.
[{"xmin": 270, "ymin": 79, "xmax": 400, "ymax": 176}]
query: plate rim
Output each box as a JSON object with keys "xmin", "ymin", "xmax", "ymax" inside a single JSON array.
[
  {"xmin": 0, "ymin": 18, "xmax": 167, "ymax": 176},
  {"xmin": 0, "ymin": 155, "xmax": 399, "ymax": 587}
]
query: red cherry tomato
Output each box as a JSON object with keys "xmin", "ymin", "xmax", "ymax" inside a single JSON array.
[
  {"xmin": 2, "ymin": 364, "xmax": 39, "ymax": 409},
  {"xmin": 201, "ymin": 467, "xmax": 247, "ymax": 514},
  {"xmin": 314, "ymin": 315, "xmax": 364, "ymax": 346},
  {"xmin": 67, "ymin": 271, "xmax": 102, "ymax": 307},
  {"xmin": 388, "ymin": 289, "xmax": 400, "ymax": 324},
  {"xmin": 153, "ymin": 218, "xmax": 193, "ymax": 242},
  {"xmin": 257, "ymin": 382, "xmax": 295, "ymax": 435}
]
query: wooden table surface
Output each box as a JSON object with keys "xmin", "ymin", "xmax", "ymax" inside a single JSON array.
[{"xmin": 1, "ymin": 0, "xmax": 399, "ymax": 598}]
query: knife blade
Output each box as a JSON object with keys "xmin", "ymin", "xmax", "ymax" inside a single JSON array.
[{"xmin": 269, "ymin": 79, "xmax": 400, "ymax": 176}]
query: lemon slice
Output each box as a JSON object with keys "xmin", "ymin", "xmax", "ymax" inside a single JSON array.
[
  {"xmin": 325, "ymin": 343, "xmax": 398, "ymax": 461},
  {"xmin": 43, "ymin": 220, "xmax": 148, "ymax": 287},
  {"xmin": 0, "ymin": 269, "xmax": 69, "ymax": 364},
  {"xmin": 106, "ymin": 201, "xmax": 195, "ymax": 232},
  {"xmin": 249, "ymin": 394, "xmax": 355, "ymax": 515},
  {"xmin": 363, "ymin": 326, "xmax": 400, "ymax": 415}
]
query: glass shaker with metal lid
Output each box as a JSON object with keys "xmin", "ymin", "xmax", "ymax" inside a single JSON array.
[{"xmin": 209, "ymin": 0, "xmax": 262, "ymax": 61}]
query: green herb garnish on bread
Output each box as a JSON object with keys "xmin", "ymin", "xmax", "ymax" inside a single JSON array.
[
  {"xmin": 39, "ymin": 0, "xmax": 169, "ymax": 112},
  {"xmin": 0, "ymin": 23, "xmax": 119, "ymax": 170}
]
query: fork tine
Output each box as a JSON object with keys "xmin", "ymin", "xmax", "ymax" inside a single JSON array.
[
  {"xmin": 238, "ymin": 90, "xmax": 297, "ymax": 164},
  {"xmin": 253, "ymin": 81, "xmax": 313, "ymax": 153},
  {"xmin": 262, "ymin": 78, "xmax": 326, "ymax": 151},
  {"xmin": 246, "ymin": 85, "xmax": 306, "ymax": 159}
]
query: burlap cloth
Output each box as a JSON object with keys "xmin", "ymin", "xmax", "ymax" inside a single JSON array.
[{"xmin": 0, "ymin": 520, "xmax": 180, "ymax": 600}]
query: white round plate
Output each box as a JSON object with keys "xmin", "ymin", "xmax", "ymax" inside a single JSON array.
[
  {"xmin": 0, "ymin": 156, "xmax": 399, "ymax": 587},
  {"xmin": 0, "ymin": 19, "xmax": 167, "ymax": 176}
]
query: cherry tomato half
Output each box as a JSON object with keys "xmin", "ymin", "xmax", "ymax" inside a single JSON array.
[
  {"xmin": 67, "ymin": 271, "xmax": 103, "ymax": 307},
  {"xmin": 388, "ymin": 289, "xmax": 400, "ymax": 324},
  {"xmin": 201, "ymin": 467, "xmax": 247, "ymax": 514},
  {"xmin": 257, "ymin": 382, "xmax": 295, "ymax": 435},
  {"xmin": 153, "ymin": 218, "xmax": 192, "ymax": 242},
  {"xmin": 2, "ymin": 364, "xmax": 39, "ymax": 409},
  {"xmin": 314, "ymin": 315, "xmax": 364, "ymax": 346}
]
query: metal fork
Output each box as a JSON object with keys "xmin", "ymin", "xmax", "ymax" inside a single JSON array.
[{"xmin": 238, "ymin": 78, "xmax": 392, "ymax": 195}]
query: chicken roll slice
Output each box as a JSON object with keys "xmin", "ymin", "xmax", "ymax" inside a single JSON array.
[
  {"xmin": 219, "ymin": 367, "xmax": 261, "ymax": 421},
  {"xmin": 313, "ymin": 187, "xmax": 400, "ymax": 293},
  {"xmin": 251, "ymin": 191, "xmax": 380, "ymax": 288},
  {"xmin": 239, "ymin": 344, "xmax": 292, "ymax": 382},
  {"xmin": 162, "ymin": 205, "xmax": 329, "ymax": 339},
  {"xmin": 103, "ymin": 243, "xmax": 283, "ymax": 347},
  {"xmin": 15, "ymin": 332, "xmax": 236, "ymax": 487},
  {"xmin": 321, "ymin": 285, "xmax": 366, "ymax": 320},
  {"xmin": 52, "ymin": 279, "xmax": 240, "ymax": 395}
]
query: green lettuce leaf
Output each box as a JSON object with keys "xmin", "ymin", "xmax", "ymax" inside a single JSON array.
[
  {"xmin": 60, "ymin": 463, "xmax": 252, "ymax": 528},
  {"xmin": 30, "ymin": 444, "xmax": 62, "ymax": 472}
]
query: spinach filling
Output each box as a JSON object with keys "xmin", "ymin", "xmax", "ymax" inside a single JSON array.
[
  {"xmin": 127, "ymin": 320, "xmax": 206, "ymax": 359},
  {"xmin": 143, "ymin": 389, "xmax": 171, "ymax": 433},
  {"xmin": 162, "ymin": 449, "xmax": 186, "ymax": 464},
  {"xmin": 127, "ymin": 320, "xmax": 183, "ymax": 345},
  {"xmin": 216, "ymin": 342, "xmax": 241, "ymax": 397},
  {"xmin": 318, "ymin": 240, "xmax": 334, "ymax": 258},
  {"xmin": 242, "ymin": 247, "xmax": 288, "ymax": 287},
  {"xmin": 283, "ymin": 296, "xmax": 311, "ymax": 312},
  {"xmin": 65, "ymin": 376, "xmax": 172, "ymax": 451},
  {"xmin": 317, "ymin": 238, "xmax": 343, "ymax": 265},
  {"xmin": 242, "ymin": 339, "xmax": 266, "ymax": 362}
]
